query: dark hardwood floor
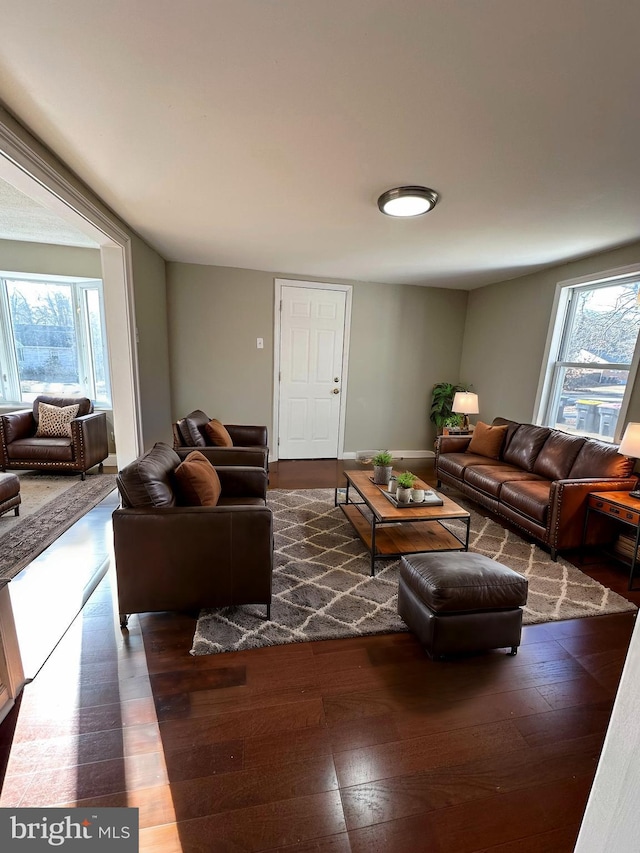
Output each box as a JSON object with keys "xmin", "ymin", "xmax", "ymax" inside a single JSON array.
[{"xmin": 0, "ymin": 458, "xmax": 637, "ymax": 852}]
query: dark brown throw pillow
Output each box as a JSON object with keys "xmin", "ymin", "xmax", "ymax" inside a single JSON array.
[
  {"xmin": 466, "ymin": 422, "xmax": 508, "ymax": 460},
  {"xmin": 174, "ymin": 451, "xmax": 221, "ymax": 506},
  {"xmin": 204, "ymin": 418, "xmax": 233, "ymax": 447}
]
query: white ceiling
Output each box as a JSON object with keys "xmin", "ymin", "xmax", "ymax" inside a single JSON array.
[
  {"xmin": 0, "ymin": 0, "xmax": 639, "ymax": 289},
  {"xmin": 0, "ymin": 177, "xmax": 97, "ymax": 248}
]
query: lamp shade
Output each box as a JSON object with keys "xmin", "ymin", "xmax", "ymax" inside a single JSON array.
[
  {"xmin": 452, "ymin": 392, "xmax": 479, "ymax": 414},
  {"xmin": 619, "ymin": 423, "xmax": 640, "ymax": 458}
]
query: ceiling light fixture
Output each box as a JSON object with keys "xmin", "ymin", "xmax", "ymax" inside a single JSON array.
[{"xmin": 377, "ymin": 186, "xmax": 439, "ymax": 218}]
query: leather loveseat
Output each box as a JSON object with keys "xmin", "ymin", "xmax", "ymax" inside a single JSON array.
[
  {"xmin": 172, "ymin": 409, "xmax": 269, "ymax": 471},
  {"xmin": 0, "ymin": 395, "xmax": 109, "ymax": 479},
  {"xmin": 435, "ymin": 418, "xmax": 638, "ymax": 559},
  {"xmin": 112, "ymin": 441, "xmax": 273, "ymax": 627}
]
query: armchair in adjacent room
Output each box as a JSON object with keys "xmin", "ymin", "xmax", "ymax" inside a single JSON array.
[
  {"xmin": 172, "ymin": 409, "xmax": 269, "ymax": 470},
  {"xmin": 112, "ymin": 442, "xmax": 273, "ymax": 627},
  {"xmin": 0, "ymin": 395, "xmax": 109, "ymax": 479}
]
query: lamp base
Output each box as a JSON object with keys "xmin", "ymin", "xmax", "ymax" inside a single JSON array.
[{"xmin": 629, "ymin": 490, "xmax": 640, "ymax": 500}]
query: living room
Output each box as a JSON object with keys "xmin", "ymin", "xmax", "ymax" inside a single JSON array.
[{"xmin": 1, "ymin": 2, "xmax": 640, "ymax": 851}]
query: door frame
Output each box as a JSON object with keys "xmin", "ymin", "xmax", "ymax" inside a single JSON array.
[
  {"xmin": 0, "ymin": 108, "xmax": 143, "ymax": 465},
  {"xmin": 272, "ymin": 278, "xmax": 352, "ymax": 462}
]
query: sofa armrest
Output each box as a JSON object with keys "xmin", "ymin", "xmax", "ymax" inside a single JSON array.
[
  {"xmin": 176, "ymin": 446, "xmax": 268, "ymax": 470},
  {"xmin": 548, "ymin": 476, "xmax": 640, "ymax": 551},
  {"xmin": 225, "ymin": 424, "xmax": 268, "ymax": 446},
  {"xmin": 112, "ymin": 505, "xmax": 273, "ymax": 613},
  {"xmin": 0, "ymin": 410, "xmax": 34, "ymax": 445},
  {"xmin": 215, "ymin": 465, "xmax": 268, "ymax": 500},
  {"xmin": 71, "ymin": 412, "xmax": 109, "ymax": 469}
]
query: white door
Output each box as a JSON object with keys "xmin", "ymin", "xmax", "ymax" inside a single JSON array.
[{"xmin": 277, "ymin": 285, "xmax": 347, "ymax": 458}]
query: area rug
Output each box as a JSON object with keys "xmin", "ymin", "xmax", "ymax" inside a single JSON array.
[
  {"xmin": 191, "ymin": 488, "xmax": 637, "ymax": 655},
  {"xmin": 0, "ymin": 472, "xmax": 117, "ymax": 581}
]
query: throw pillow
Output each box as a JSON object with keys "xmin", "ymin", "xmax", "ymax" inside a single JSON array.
[
  {"xmin": 204, "ymin": 418, "xmax": 233, "ymax": 447},
  {"xmin": 35, "ymin": 402, "xmax": 80, "ymax": 438},
  {"xmin": 174, "ymin": 450, "xmax": 222, "ymax": 506},
  {"xmin": 466, "ymin": 421, "xmax": 508, "ymax": 460}
]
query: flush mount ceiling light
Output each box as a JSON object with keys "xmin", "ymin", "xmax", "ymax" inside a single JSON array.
[{"xmin": 377, "ymin": 185, "xmax": 439, "ymax": 217}]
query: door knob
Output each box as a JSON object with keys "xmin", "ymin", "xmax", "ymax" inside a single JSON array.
[{"xmin": 332, "ymin": 388, "xmax": 340, "ymax": 395}]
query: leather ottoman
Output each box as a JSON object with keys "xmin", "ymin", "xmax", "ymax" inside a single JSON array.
[
  {"xmin": 0, "ymin": 472, "xmax": 20, "ymax": 519},
  {"xmin": 398, "ymin": 552, "xmax": 528, "ymax": 659}
]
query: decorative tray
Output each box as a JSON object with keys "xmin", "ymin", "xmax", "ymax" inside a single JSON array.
[{"xmin": 380, "ymin": 488, "xmax": 444, "ymax": 508}]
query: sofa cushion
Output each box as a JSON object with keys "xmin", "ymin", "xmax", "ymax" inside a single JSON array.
[
  {"xmin": 116, "ymin": 442, "xmax": 180, "ymax": 508},
  {"xmin": 7, "ymin": 437, "xmax": 73, "ymax": 462},
  {"xmin": 181, "ymin": 410, "xmax": 209, "ymax": 447},
  {"xmin": 502, "ymin": 424, "xmax": 551, "ymax": 471},
  {"xmin": 569, "ymin": 438, "xmax": 636, "ymax": 479},
  {"xmin": 500, "ymin": 480, "xmax": 553, "ymax": 525},
  {"xmin": 466, "ymin": 422, "xmax": 508, "ymax": 459},
  {"xmin": 174, "ymin": 450, "xmax": 222, "ymax": 506},
  {"xmin": 464, "ymin": 465, "xmax": 546, "ymax": 499},
  {"xmin": 35, "ymin": 402, "xmax": 79, "ymax": 438},
  {"xmin": 437, "ymin": 452, "xmax": 508, "ymax": 481},
  {"xmin": 533, "ymin": 432, "xmax": 585, "ymax": 481},
  {"xmin": 204, "ymin": 418, "xmax": 233, "ymax": 447},
  {"xmin": 491, "ymin": 418, "xmax": 522, "ymax": 455},
  {"xmin": 33, "ymin": 395, "xmax": 92, "ymax": 421}
]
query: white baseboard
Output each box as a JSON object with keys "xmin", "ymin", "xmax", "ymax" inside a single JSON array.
[
  {"xmin": 105, "ymin": 453, "xmax": 118, "ymax": 468},
  {"xmin": 343, "ymin": 449, "xmax": 435, "ymax": 460}
]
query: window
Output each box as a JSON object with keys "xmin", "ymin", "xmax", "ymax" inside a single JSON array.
[
  {"xmin": 536, "ymin": 267, "xmax": 640, "ymax": 442},
  {"xmin": 0, "ymin": 274, "xmax": 111, "ymax": 406}
]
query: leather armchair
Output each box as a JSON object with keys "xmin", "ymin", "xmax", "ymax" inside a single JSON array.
[
  {"xmin": 113, "ymin": 442, "xmax": 272, "ymax": 627},
  {"xmin": 172, "ymin": 409, "xmax": 269, "ymax": 470},
  {"xmin": 0, "ymin": 395, "xmax": 109, "ymax": 479}
]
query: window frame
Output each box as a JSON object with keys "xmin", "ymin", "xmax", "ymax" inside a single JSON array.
[
  {"xmin": 534, "ymin": 263, "xmax": 640, "ymax": 443},
  {"xmin": 0, "ymin": 271, "xmax": 111, "ymax": 408}
]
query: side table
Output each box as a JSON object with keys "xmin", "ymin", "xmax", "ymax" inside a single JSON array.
[{"xmin": 582, "ymin": 491, "xmax": 640, "ymax": 590}]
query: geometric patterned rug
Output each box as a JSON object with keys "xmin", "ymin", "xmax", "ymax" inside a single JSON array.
[{"xmin": 190, "ymin": 487, "xmax": 637, "ymax": 655}]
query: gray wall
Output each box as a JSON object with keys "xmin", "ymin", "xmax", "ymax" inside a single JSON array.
[
  {"xmin": 0, "ymin": 238, "xmax": 101, "ymax": 277},
  {"xmin": 166, "ymin": 263, "xmax": 468, "ymax": 453},
  {"xmin": 461, "ymin": 239, "xmax": 640, "ymax": 429}
]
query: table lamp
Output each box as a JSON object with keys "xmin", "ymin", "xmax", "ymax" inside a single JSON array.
[
  {"xmin": 452, "ymin": 392, "xmax": 479, "ymax": 432},
  {"xmin": 618, "ymin": 422, "xmax": 640, "ymax": 499}
]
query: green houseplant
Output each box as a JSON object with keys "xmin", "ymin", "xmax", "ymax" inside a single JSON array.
[
  {"xmin": 430, "ymin": 382, "xmax": 469, "ymax": 434},
  {"xmin": 372, "ymin": 450, "xmax": 393, "ymax": 485},
  {"xmin": 396, "ymin": 471, "xmax": 416, "ymax": 503}
]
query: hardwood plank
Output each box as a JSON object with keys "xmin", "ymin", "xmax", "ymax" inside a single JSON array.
[
  {"xmin": 341, "ymin": 733, "xmax": 602, "ymax": 830},
  {"xmin": 334, "ymin": 720, "xmax": 529, "ymax": 788},
  {"xmin": 141, "ymin": 790, "xmax": 346, "ymax": 853},
  {"xmin": 347, "ymin": 776, "xmax": 592, "ymax": 853}
]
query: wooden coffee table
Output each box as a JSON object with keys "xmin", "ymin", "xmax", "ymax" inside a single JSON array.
[{"xmin": 335, "ymin": 470, "xmax": 471, "ymax": 575}]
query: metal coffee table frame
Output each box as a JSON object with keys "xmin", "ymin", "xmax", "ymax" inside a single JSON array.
[{"xmin": 335, "ymin": 470, "xmax": 471, "ymax": 575}]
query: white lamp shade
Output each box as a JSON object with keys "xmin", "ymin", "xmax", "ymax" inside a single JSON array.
[
  {"xmin": 452, "ymin": 392, "xmax": 479, "ymax": 414},
  {"xmin": 619, "ymin": 423, "xmax": 640, "ymax": 458}
]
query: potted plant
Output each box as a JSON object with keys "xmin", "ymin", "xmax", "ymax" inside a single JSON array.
[
  {"xmin": 396, "ymin": 471, "xmax": 416, "ymax": 503},
  {"xmin": 442, "ymin": 413, "xmax": 464, "ymax": 435},
  {"xmin": 372, "ymin": 450, "xmax": 393, "ymax": 485},
  {"xmin": 430, "ymin": 382, "xmax": 468, "ymax": 435}
]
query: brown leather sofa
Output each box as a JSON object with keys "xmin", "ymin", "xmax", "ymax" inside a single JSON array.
[
  {"xmin": 435, "ymin": 417, "xmax": 638, "ymax": 559},
  {"xmin": 112, "ymin": 441, "xmax": 272, "ymax": 627},
  {"xmin": 0, "ymin": 395, "xmax": 109, "ymax": 479},
  {"xmin": 172, "ymin": 409, "xmax": 269, "ymax": 470}
]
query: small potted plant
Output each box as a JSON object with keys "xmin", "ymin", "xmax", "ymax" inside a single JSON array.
[
  {"xmin": 372, "ymin": 450, "xmax": 393, "ymax": 485},
  {"xmin": 442, "ymin": 413, "xmax": 464, "ymax": 435},
  {"xmin": 396, "ymin": 471, "xmax": 416, "ymax": 503}
]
